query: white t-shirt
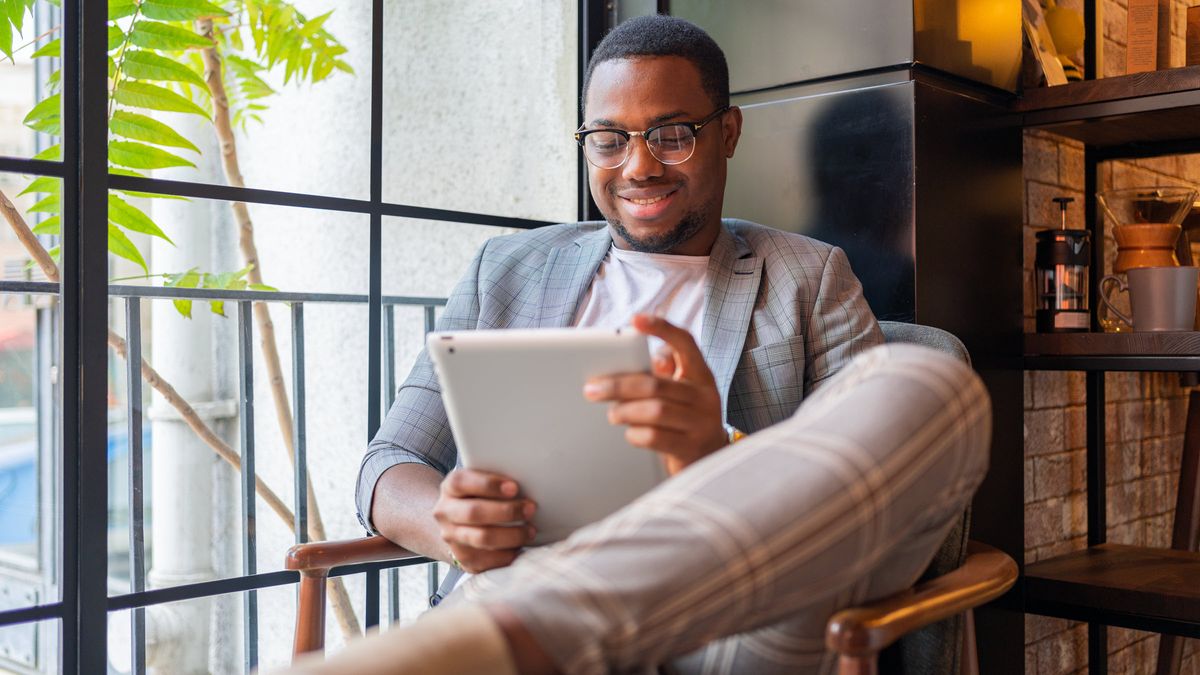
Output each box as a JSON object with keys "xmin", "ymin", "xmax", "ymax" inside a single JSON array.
[{"xmin": 572, "ymin": 245, "xmax": 710, "ymax": 351}]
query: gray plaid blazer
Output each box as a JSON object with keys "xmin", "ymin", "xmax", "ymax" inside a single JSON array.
[{"xmin": 355, "ymin": 219, "xmax": 882, "ymax": 532}]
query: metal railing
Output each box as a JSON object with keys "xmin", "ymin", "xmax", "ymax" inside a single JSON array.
[{"xmin": 0, "ymin": 278, "xmax": 445, "ymax": 673}]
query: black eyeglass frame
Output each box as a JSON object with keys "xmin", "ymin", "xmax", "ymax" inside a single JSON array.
[{"xmin": 573, "ymin": 105, "xmax": 731, "ymax": 168}]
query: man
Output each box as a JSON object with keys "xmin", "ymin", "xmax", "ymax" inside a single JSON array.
[{"xmin": 330, "ymin": 15, "xmax": 989, "ymax": 674}]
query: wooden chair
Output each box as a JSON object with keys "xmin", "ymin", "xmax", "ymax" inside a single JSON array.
[
  {"xmin": 287, "ymin": 536, "xmax": 1015, "ymax": 673},
  {"xmin": 286, "ymin": 322, "xmax": 1018, "ymax": 673}
]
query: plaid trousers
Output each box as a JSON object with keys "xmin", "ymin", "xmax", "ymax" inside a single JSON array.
[{"xmin": 450, "ymin": 342, "xmax": 991, "ymax": 675}]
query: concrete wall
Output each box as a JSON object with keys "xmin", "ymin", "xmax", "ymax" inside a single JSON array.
[{"xmin": 179, "ymin": 1, "xmax": 578, "ymax": 670}]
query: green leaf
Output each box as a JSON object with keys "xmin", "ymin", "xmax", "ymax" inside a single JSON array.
[
  {"xmin": 22, "ymin": 93, "xmax": 60, "ymax": 134},
  {"xmin": 7, "ymin": 0, "xmax": 27, "ymax": 35},
  {"xmin": 107, "ymin": 223, "xmax": 148, "ymax": 273},
  {"xmin": 141, "ymin": 0, "xmax": 229, "ymax": 21},
  {"xmin": 164, "ymin": 267, "xmax": 200, "ymax": 318},
  {"xmin": 108, "ymin": 193, "xmax": 174, "ymax": 244},
  {"xmin": 18, "ymin": 176, "xmax": 60, "ymax": 196},
  {"xmin": 113, "ymin": 80, "xmax": 208, "ymax": 117},
  {"xmin": 46, "ymin": 68, "xmax": 61, "ymax": 92},
  {"xmin": 109, "ymin": 24, "xmax": 124, "ymax": 51},
  {"xmin": 298, "ymin": 10, "xmax": 331, "ymax": 38},
  {"xmin": 108, "ymin": 0, "xmax": 137, "ymax": 20},
  {"xmin": 31, "ymin": 37, "xmax": 59, "ymax": 58},
  {"xmin": 247, "ymin": 282, "xmax": 277, "ymax": 292},
  {"xmin": 110, "ymin": 110, "xmax": 200, "ymax": 153},
  {"xmin": 128, "ymin": 20, "xmax": 211, "ymax": 51},
  {"xmin": 32, "ymin": 144, "xmax": 60, "ymax": 161},
  {"xmin": 109, "ymin": 140, "xmax": 197, "ymax": 170},
  {"xmin": 32, "ymin": 216, "xmax": 60, "ymax": 236},
  {"xmin": 0, "ymin": 8, "xmax": 13, "ymax": 61},
  {"xmin": 27, "ymin": 193, "xmax": 60, "ymax": 214},
  {"xmin": 122, "ymin": 50, "xmax": 207, "ymax": 87}
]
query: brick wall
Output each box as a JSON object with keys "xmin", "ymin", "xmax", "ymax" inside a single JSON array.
[{"xmin": 1022, "ymin": 3, "xmax": 1200, "ymax": 672}]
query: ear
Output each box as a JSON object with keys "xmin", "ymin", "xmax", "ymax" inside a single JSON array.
[{"xmin": 722, "ymin": 106, "xmax": 743, "ymax": 158}]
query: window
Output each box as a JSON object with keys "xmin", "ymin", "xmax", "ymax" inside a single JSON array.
[{"xmin": 0, "ymin": 2, "xmax": 581, "ymax": 672}]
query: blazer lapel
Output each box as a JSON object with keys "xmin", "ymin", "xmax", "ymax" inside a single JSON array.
[
  {"xmin": 536, "ymin": 227, "xmax": 612, "ymax": 327},
  {"xmin": 700, "ymin": 223, "xmax": 762, "ymax": 417}
]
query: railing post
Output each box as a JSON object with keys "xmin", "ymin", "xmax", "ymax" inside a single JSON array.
[{"xmin": 238, "ymin": 300, "xmax": 258, "ymax": 673}]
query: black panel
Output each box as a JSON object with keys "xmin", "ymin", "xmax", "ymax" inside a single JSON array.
[
  {"xmin": 669, "ymin": 0, "xmax": 914, "ymax": 92},
  {"xmin": 726, "ymin": 78, "xmax": 917, "ymax": 322},
  {"xmin": 912, "ymin": 74, "xmax": 1024, "ymax": 675}
]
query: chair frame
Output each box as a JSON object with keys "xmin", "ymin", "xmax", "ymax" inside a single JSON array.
[{"xmin": 286, "ymin": 537, "xmax": 1016, "ymax": 673}]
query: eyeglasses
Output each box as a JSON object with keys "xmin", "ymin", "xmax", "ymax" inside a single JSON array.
[{"xmin": 573, "ymin": 106, "xmax": 730, "ymax": 170}]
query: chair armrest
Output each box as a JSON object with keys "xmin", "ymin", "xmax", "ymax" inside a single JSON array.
[
  {"xmin": 825, "ymin": 540, "xmax": 1017, "ymax": 657},
  {"xmin": 287, "ymin": 535, "xmax": 426, "ymax": 659},
  {"xmin": 286, "ymin": 535, "xmax": 422, "ymax": 575}
]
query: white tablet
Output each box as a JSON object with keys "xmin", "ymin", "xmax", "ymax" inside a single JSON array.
[{"xmin": 427, "ymin": 327, "xmax": 667, "ymax": 545}]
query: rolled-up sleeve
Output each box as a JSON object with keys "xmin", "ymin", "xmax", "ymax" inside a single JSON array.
[{"xmin": 354, "ymin": 244, "xmax": 487, "ymax": 534}]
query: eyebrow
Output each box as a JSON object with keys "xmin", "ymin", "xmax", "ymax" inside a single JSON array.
[{"xmin": 586, "ymin": 110, "xmax": 691, "ymax": 129}]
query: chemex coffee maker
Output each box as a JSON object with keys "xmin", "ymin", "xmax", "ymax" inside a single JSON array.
[
  {"xmin": 1036, "ymin": 197, "xmax": 1090, "ymax": 333},
  {"xmin": 1095, "ymin": 186, "xmax": 1199, "ymax": 332}
]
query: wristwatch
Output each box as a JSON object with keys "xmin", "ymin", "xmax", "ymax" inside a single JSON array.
[{"xmin": 723, "ymin": 423, "xmax": 747, "ymax": 444}]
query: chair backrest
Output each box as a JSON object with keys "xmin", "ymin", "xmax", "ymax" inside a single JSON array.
[
  {"xmin": 878, "ymin": 321, "xmax": 971, "ymax": 366},
  {"xmin": 877, "ymin": 321, "xmax": 972, "ymax": 675}
]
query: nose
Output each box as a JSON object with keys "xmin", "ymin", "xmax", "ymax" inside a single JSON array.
[{"xmin": 621, "ymin": 134, "xmax": 664, "ymax": 182}]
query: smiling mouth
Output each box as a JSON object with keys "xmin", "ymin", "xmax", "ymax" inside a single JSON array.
[{"xmin": 627, "ymin": 194, "xmax": 670, "ymax": 206}]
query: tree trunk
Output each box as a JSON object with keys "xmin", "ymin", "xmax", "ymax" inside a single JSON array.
[
  {"xmin": 196, "ymin": 18, "xmax": 361, "ymax": 641},
  {"xmin": 0, "ymin": 188, "xmax": 295, "ymax": 529}
]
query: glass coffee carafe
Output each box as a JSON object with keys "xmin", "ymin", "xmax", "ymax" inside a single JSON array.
[{"xmin": 1097, "ymin": 187, "xmax": 1199, "ymax": 273}]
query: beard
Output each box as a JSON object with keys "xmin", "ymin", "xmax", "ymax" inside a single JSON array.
[{"xmin": 607, "ymin": 205, "xmax": 710, "ymax": 254}]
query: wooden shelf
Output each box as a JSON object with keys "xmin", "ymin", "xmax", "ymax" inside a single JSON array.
[
  {"xmin": 1024, "ymin": 332, "xmax": 1200, "ymax": 371},
  {"xmin": 1024, "ymin": 544, "xmax": 1200, "ymax": 637},
  {"xmin": 1017, "ymin": 66, "xmax": 1200, "ymax": 149}
]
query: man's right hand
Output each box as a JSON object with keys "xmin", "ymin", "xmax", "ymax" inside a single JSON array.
[{"xmin": 432, "ymin": 468, "xmax": 537, "ymax": 574}]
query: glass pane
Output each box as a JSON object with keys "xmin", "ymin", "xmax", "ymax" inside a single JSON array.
[
  {"xmin": 382, "ymin": 1, "xmax": 578, "ymax": 222},
  {"xmin": 0, "ymin": 1, "xmax": 60, "ymax": 161},
  {"xmin": 0, "ymin": 171, "xmax": 59, "ymax": 617},
  {"xmin": 0, "ymin": 619, "xmax": 57, "ymax": 674},
  {"xmin": 381, "ymin": 216, "xmax": 518, "ymax": 382},
  {"xmin": 108, "ymin": 572, "xmax": 435, "ymax": 674},
  {"xmin": 104, "ymin": 0, "xmax": 370, "ymax": 199},
  {"xmin": 103, "ymin": 193, "xmax": 368, "ymax": 586}
]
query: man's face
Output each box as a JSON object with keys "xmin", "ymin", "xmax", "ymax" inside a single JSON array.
[{"xmin": 582, "ymin": 56, "xmax": 742, "ymax": 256}]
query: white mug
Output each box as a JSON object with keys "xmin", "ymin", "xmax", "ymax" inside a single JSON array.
[{"xmin": 1100, "ymin": 266, "xmax": 1199, "ymax": 332}]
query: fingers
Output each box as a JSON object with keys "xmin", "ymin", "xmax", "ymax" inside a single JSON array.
[
  {"xmin": 436, "ymin": 494, "xmax": 536, "ymax": 526},
  {"xmin": 443, "ymin": 522, "xmax": 537, "ymax": 551},
  {"xmin": 448, "ymin": 546, "xmax": 520, "ymax": 574},
  {"xmin": 622, "ymin": 425, "xmax": 688, "ymax": 452},
  {"xmin": 442, "ymin": 468, "xmax": 520, "ymax": 499},
  {"xmin": 606, "ymin": 398, "xmax": 695, "ymax": 432},
  {"xmin": 631, "ymin": 314, "xmax": 714, "ymax": 385},
  {"xmin": 436, "ymin": 469, "xmax": 538, "ymax": 572},
  {"xmin": 584, "ymin": 371, "xmax": 692, "ymax": 402}
]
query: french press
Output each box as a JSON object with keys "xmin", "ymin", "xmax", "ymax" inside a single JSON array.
[{"xmin": 1036, "ymin": 197, "xmax": 1091, "ymax": 333}]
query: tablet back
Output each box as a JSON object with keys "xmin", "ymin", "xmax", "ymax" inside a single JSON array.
[{"xmin": 427, "ymin": 328, "xmax": 665, "ymax": 544}]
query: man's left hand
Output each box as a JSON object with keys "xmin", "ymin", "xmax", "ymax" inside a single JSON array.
[{"xmin": 584, "ymin": 314, "xmax": 727, "ymax": 475}]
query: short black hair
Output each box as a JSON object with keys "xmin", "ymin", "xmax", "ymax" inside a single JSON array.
[{"xmin": 582, "ymin": 15, "xmax": 729, "ymax": 113}]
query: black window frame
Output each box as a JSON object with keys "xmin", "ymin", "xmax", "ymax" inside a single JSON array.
[{"xmin": 0, "ymin": 0, "xmax": 618, "ymax": 672}]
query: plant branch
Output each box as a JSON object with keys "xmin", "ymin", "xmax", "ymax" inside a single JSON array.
[
  {"xmin": 197, "ymin": 17, "xmax": 360, "ymax": 641},
  {"xmin": 0, "ymin": 187, "xmax": 296, "ymax": 527},
  {"xmin": 1, "ymin": 24, "xmax": 62, "ymax": 63},
  {"xmin": 107, "ymin": 5, "xmax": 143, "ymax": 120}
]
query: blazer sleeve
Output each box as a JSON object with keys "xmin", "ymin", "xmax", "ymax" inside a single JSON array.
[
  {"xmin": 803, "ymin": 245, "xmax": 884, "ymax": 395},
  {"xmin": 354, "ymin": 243, "xmax": 487, "ymax": 533}
]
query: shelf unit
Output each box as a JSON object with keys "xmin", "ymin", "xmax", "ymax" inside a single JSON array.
[{"xmin": 1019, "ymin": 65, "xmax": 1200, "ymax": 675}]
